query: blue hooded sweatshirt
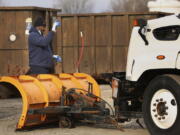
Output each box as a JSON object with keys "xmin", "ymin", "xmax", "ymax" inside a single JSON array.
[{"xmin": 28, "ymin": 27, "xmax": 54, "ymax": 68}]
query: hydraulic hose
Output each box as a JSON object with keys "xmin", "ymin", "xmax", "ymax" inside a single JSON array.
[{"xmin": 75, "ymin": 32, "xmax": 85, "ymax": 72}]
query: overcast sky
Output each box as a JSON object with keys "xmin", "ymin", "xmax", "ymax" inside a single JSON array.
[
  {"xmin": 93, "ymin": 0, "xmax": 111, "ymax": 12},
  {"xmin": 1, "ymin": 0, "xmax": 112, "ymax": 12},
  {"xmin": 1, "ymin": 0, "xmax": 55, "ymax": 7}
]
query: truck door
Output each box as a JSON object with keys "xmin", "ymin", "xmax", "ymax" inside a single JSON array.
[{"xmin": 150, "ymin": 25, "xmax": 180, "ymax": 69}]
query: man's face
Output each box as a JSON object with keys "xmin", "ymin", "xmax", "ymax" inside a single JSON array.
[{"xmin": 39, "ymin": 26, "xmax": 46, "ymax": 33}]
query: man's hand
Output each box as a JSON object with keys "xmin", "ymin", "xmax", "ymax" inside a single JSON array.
[{"xmin": 52, "ymin": 20, "xmax": 61, "ymax": 32}]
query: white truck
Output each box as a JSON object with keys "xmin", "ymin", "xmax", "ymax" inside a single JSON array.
[{"xmin": 112, "ymin": 14, "xmax": 180, "ymax": 135}]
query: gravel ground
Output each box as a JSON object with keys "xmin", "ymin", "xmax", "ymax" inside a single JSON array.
[{"xmin": 0, "ymin": 85, "xmax": 150, "ymax": 135}]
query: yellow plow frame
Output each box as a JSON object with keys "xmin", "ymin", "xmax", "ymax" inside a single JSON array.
[{"xmin": 0, "ymin": 73, "xmax": 101, "ymax": 130}]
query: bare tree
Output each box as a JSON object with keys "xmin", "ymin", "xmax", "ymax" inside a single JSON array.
[
  {"xmin": 55, "ymin": 0, "xmax": 93, "ymax": 14},
  {"xmin": 111, "ymin": 0, "xmax": 150, "ymax": 12}
]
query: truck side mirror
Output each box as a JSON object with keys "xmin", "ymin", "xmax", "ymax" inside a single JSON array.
[{"xmin": 137, "ymin": 19, "xmax": 149, "ymax": 45}]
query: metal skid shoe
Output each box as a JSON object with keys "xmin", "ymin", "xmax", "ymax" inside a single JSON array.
[{"xmin": 59, "ymin": 116, "xmax": 75, "ymax": 128}]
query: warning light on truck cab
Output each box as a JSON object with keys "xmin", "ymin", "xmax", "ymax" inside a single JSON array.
[{"xmin": 133, "ymin": 20, "xmax": 138, "ymax": 26}]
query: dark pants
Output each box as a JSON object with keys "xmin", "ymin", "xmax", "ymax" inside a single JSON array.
[{"xmin": 26, "ymin": 65, "xmax": 54, "ymax": 75}]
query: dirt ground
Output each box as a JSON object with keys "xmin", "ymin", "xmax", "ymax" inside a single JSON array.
[{"xmin": 0, "ymin": 85, "xmax": 150, "ymax": 135}]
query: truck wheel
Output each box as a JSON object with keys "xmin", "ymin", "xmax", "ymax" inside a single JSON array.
[{"xmin": 143, "ymin": 75, "xmax": 180, "ymax": 135}]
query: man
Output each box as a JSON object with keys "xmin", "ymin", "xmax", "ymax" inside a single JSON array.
[{"xmin": 27, "ymin": 17, "xmax": 60, "ymax": 74}]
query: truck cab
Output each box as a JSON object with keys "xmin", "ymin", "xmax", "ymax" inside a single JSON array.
[
  {"xmin": 112, "ymin": 15, "xmax": 180, "ymax": 135},
  {"xmin": 127, "ymin": 15, "xmax": 180, "ymax": 81}
]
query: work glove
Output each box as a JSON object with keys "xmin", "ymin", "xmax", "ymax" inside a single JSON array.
[
  {"xmin": 53, "ymin": 55, "xmax": 62, "ymax": 63},
  {"xmin": 52, "ymin": 20, "xmax": 61, "ymax": 32}
]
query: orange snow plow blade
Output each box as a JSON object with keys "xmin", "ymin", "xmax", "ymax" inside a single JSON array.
[{"xmin": 0, "ymin": 73, "xmax": 100, "ymax": 130}]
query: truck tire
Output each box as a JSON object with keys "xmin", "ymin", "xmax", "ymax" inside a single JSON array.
[{"xmin": 143, "ymin": 75, "xmax": 180, "ymax": 135}]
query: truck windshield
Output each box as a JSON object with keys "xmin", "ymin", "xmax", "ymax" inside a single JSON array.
[{"xmin": 153, "ymin": 25, "xmax": 180, "ymax": 41}]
